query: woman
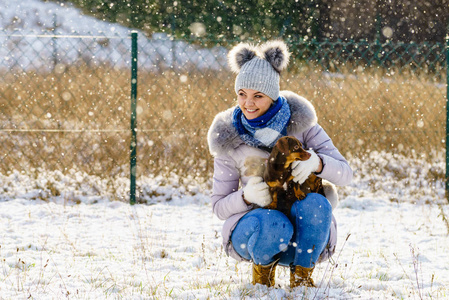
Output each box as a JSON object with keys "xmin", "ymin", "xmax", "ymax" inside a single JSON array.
[{"xmin": 207, "ymin": 40, "xmax": 352, "ymax": 289}]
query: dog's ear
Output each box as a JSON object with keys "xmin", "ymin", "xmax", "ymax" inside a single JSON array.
[{"xmin": 275, "ymin": 137, "xmax": 290, "ymax": 155}]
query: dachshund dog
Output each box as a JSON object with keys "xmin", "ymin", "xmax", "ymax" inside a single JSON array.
[{"xmin": 264, "ymin": 136, "xmax": 324, "ymax": 216}]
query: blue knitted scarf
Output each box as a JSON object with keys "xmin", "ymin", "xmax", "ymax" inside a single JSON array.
[{"xmin": 232, "ymin": 96, "xmax": 291, "ymax": 149}]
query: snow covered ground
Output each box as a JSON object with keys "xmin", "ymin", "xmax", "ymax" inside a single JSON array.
[
  {"xmin": 1, "ymin": 0, "xmax": 448, "ymax": 299},
  {"xmin": 0, "ymin": 184, "xmax": 448, "ymax": 299},
  {"xmin": 0, "ymin": 152, "xmax": 447, "ymax": 299}
]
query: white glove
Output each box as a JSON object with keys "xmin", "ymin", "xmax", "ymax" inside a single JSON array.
[
  {"xmin": 291, "ymin": 149, "xmax": 320, "ymax": 184},
  {"xmin": 242, "ymin": 176, "xmax": 272, "ymax": 207}
]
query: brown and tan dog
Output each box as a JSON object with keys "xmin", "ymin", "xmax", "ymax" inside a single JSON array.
[{"xmin": 264, "ymin": 136, "xmax": 324, "ymax": 216}]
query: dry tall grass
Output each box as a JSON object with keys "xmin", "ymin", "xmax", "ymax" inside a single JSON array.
[
  {"xmin": 0, "ymin": 65, "xmax": 130, "ymax": 177},
  {"xmin": 0, "ymin": 64, "xmax": 446, "ymax": 182}
]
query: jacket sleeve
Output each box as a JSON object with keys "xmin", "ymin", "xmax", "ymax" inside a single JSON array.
[
  {"xmin": 211, "ymin": 155, "xmax": 254, "ymax": 220},
  {"xmin": 302, "ymin": 124, "xmax": 353, "ymax": 186}
]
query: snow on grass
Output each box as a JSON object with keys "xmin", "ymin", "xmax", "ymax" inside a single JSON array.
[
  {"xmin": 0, "ymin": 153, "xmax": 448, "ymax": 299},
  {"xmin": 0, "ymin": 192, "xmax": 448, "ymax": 299}
]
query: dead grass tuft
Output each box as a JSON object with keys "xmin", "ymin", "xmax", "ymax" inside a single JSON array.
[{"xmin": 0, "ymin": 64, "xmax": 445, "ymax": 181}]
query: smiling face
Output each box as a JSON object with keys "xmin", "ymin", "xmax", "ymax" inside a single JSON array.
[{"xmin": 237, "ymin": 88, "xmax": 273, "ymax": 120}]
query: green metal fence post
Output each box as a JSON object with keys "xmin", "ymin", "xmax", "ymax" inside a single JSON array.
[
  {"xmin": 130, "ymin": 31, "xmax": 138, "ymax": 205},
  {"xmin": 444, "ymin": 32, "xmax": 448, "ymax": 195}
]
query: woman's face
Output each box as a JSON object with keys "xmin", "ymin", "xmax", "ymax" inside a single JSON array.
[{"xmin": 237, "ymin": 89, "xmax": 273, "ymax": 120}]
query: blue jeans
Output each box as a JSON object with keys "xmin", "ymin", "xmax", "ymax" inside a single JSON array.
[{"xmin": 231, "ymin": 193, "xmax": 332, "ymax": 267}]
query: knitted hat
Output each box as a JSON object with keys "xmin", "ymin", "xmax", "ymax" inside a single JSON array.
[{"xmin": 228, "ymin": 40, "xmax": 290, "ymax": 100}]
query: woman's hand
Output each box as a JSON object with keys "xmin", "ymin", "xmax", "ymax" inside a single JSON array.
[
  {"xmin": 242, "ymin": 176, "xmax": 272, "ymax": 207},
  {"xmin": 291, "ymin": 149, "xmax": 322, "ymax": 184}
]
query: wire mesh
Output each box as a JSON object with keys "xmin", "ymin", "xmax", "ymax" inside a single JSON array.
[
  {"xmin": 0, "ymin": 31, "xmax": 446, "ymax": 200},
  {"xmin": 0, "ymin": 31, "xmax": 132, "ymax": 180}
]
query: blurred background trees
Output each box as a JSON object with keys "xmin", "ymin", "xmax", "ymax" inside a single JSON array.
[{"xmin": 53, "ymin": 0, "xmax": 448, "ymax": 43}]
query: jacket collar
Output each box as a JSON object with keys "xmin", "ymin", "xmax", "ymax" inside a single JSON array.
[{"xmin": 207, "ymin": 90, "xmax": 317, "ymax": 157}]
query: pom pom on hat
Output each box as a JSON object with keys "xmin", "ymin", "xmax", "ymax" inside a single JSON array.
[
  {"xmin": 227, "ymin": 43, "xmax": 257, "ymax": 73},
  {"xmin": 259, "ymin": 40, "xmax": 290, "ymax": 73},
  {"xmin": 228, "ymin": 40, "xmax": 290, "ymax": 100}
]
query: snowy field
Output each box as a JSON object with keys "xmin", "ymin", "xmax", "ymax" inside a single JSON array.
[
  {"xmin": 0, "ymin": 151, "xmax": 448, "ymax": 299},
  {"xmin": 0, "ymin": 183, "xmax": 448, "ymax": 299}
]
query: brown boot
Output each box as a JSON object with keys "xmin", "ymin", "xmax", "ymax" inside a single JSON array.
[
  {"xmin": 251, "ymin": 260, "xmax": 278, "ymax": 287},
  {"xmin": 290, "ymin": 265, "xmax": 316, "ymax": 288}
]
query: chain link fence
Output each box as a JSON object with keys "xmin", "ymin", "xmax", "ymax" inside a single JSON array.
[
  {"xmin": 0, "ymin": 31, "xmax": 131, "ymax": 178},
  {"xmin": 0, "ymin": 30, "xmax": 447, "ymax": 201}
]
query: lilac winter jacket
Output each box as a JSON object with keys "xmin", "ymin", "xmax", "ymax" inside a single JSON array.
[{"xmin": 207, "ymin": 90, "xmax": 353, "ymax": 262}]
